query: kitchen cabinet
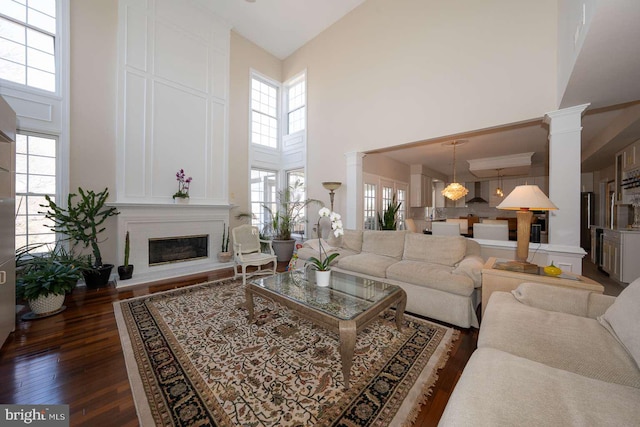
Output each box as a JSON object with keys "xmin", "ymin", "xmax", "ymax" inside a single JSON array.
[
  {"xmin": 601, "ymin": 230, "xmax": 620, "ymax": 280},
  {"xmin": 623, "ymin": 142, "xmax": 637, "ymax": 171},
  {"xmin": 410, "ymin": 174, "xmax": 432, "ymax": 207},
  {"xmin": 0, "ymin": 96, "xmax": 15, "ymax": 348},
  {"xmin": 602, "ymin": 229, "xmax": 640, "ymax": 283}
]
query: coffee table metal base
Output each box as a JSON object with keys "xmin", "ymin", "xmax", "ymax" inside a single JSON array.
[{"xmin": 245, "ymin": 284, "xmax": 406, "ymax": 389}]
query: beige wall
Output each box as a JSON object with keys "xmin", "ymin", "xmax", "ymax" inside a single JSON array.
[
  {"xmin": 283, "ymin": 0, "xmax": 558, "ymax": 214},
  {"xmin": 68, "ymin": 0, "xmax": 560, "ymax": 262},
  {"xmin": 363, "ymin": 153, "xmax": 410, "ymax": 184},
  {"xmin": 228, "ymin": 32, "xmax": 282, "ymax": 230},
  {"xmin": 69, "ymin": 0, "xmax": 119, "ymax": 264}
]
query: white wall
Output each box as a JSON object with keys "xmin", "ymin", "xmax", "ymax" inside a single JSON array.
[{"xmin": 282, "ymin": 0, "xmax": 558, "ymax": 218}]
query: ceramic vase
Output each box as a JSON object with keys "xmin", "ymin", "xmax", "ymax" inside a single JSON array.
[{"xmin": 316, "ymin": 270, "xmax": 331, "ymax": 287}]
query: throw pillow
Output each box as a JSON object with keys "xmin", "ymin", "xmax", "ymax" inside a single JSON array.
[{"xmin": 598, "ymin": 277, "xmax": 640, "ymax": 368}]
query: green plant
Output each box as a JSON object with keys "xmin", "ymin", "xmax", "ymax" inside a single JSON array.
[
  {"xmin": 306, "ymin": 208, "xmax": 344, "ymax": 271},
  {"xmin": 221, "ymin": 223, "xmax": 230, "ymax": 252},
  {"xmin": 123, "ymin": 231, "xmax": 130, "ymax": 267},
  {"xmin": 16, "ymin": 244, "xmax": 83, "ymax": 301},
  {"xmin": 42, "ymin": 187, "xmax": 119, "ymax": 267},
  {"xmin": 263, "ymin": 180, "xmax": 321, "ymax": 240},
  {"xmin": 377, "ymin": 193, "xmax": 402, "ymax": 230}
]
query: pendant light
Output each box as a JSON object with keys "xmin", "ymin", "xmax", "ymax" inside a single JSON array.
[
  {"xmin": 441, "ymin": 140, "xmax": 469, "ymax": 201},
  {"xmin": 495, "ymin": 169, "xmax": 504, "ymax": 197}
]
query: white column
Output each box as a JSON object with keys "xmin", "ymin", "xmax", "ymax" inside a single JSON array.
[
  {"xmin": 543, "ymin": 104, "xmax": 589, "ymax": 271},
  {"xmin": 345, "ymin": 152, "xmax": 365, "ymax": 230}
]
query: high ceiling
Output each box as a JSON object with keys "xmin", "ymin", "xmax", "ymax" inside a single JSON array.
[
  {"xmin": 205, "ymin": 0, "xmax": 366, "ymax": 59},
  {"xmin": 205, "ymin": 0, "xmax": 640, "ymax": 180}
]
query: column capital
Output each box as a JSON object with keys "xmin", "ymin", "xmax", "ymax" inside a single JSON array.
[{"xmin": 543, "ymin": 103, "xmax": 590, "ymax": 134}]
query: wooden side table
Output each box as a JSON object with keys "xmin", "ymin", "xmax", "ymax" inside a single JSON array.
[{"xmin": 481, "ymin": 257, "xmax": 604, "ymax": 318}]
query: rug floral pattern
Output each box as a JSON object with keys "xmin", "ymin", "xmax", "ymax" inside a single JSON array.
[{"xmin": 117, "ymin": 279, "xmax": 456, "ymax": 426}]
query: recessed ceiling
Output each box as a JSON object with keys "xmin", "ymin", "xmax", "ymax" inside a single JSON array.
[{"xmin": 206, "ymin": 0, "xmax": 366, "ymax": 59}]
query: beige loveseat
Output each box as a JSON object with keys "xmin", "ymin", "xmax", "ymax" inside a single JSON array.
[
  {"xmin": 297, "ymin": 230, "xmax": 484, "ymax": 328},
  {"xmin": 439, "ymin": 279, "xmax": 640, "ymax": 426}
]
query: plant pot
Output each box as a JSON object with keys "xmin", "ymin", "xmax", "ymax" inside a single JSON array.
[
  {"xmin": 29, "ymin": 293, "xmax": 65, "ymax": 315},
  {"xmin": 118, "ymin": 265, "xmax": 134, "ymax": 280},
  {"xmin": 315, "ymin": 270, "xmax": 331, "ymax": 287},
  {"xmin": 271, "ymin": 239, "xmax": 296, "ymax": 263},
  {"xmin": 83, "ymin": 264, "xmax": 114, "ymax": 288},
  {"xmin": 174, "ymin": 197, "xmax": 189, "ymax": 204},
  {"xmin": 217, "ymin": 252, "xmax": 232, "ymax": 263}
]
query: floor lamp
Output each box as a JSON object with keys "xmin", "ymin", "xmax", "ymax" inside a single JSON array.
[
  {"xmin": 497, "ymin": 184, "xmax": 558, "ymax": 272},
  {"xmin": 322, "ymin": 182, "xmax": 341, "ymax": 212}
]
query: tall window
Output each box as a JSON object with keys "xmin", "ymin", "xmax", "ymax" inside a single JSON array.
[
  {"xmin": 286, "ymin": 76, "xmax": 305, "ymax": 134},
  {"xmin": 364, "ymin": 183, "xmax": 377, "ymax": 230},
  {"xmin": 287, "ymin": 169, "xmax": 306, "ymax": 235},
  {"xmin": 0, "ymin": 0, "xmax": 57, "ymax": 92},
  {"xmin": 397, "ymin": 188, "xmax": 407, "ymax": 227},
  {"xmin": 251, "ymin": 76, "xmax": 278, "ymax": 148},
  {"xmin": 15, "ymin": 133, "xmax": 56, "ymax": 250},
  {"xmin": 250, "ymin": 168, "xmax": 276, "ymax": 232}
]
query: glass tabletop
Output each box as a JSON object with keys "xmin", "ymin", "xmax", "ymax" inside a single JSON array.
[{"xmin": 250, "ymin": 269, "xmax": 401, "ymax": 320}]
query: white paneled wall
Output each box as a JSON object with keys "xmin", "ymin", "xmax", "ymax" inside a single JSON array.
[{"xmin": 116, "ymin": 0, "xmax": 230, "ymax": 204}]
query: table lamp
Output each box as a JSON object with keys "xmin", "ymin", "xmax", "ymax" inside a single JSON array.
[{"xmin": 497, "ymin": 184, "xmax": 558, "ymax": 272}]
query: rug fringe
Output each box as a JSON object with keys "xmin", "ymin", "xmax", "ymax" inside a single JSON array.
[{"xmin": 401, "ymin": 328, "xmax": 461, "ymax": 427}]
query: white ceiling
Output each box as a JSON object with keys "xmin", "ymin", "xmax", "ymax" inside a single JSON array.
[
  {"xmin": 206, "ymin": 0, "xmax": 366, "ymax": 59},
  {"xmin": 204, "ymin": 0, "xmax": 640, "ymax": 180}
]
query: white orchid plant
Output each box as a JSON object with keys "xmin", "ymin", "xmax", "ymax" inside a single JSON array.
[{"xmin": 307, "ymin": 207, "xmax": 344, "ymax": 271}]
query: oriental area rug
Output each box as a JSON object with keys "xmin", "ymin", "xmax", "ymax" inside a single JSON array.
[{"xmin": 114, "ymin": 278, "xmax": 458, "ymax": 426}]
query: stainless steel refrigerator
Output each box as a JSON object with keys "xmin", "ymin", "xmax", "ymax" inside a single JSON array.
[{"xmin": 581, "ymin": 192, "xmax": 595, "ymax": 250}]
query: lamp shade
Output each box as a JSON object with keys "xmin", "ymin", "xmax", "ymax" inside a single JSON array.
[
  {"xmin": 322, "ymin": 182, "xmax": 342, "ymax": 191},
  {"xmin": 497, "ymin": 185, "xmax": 558, "ymax": 211}
]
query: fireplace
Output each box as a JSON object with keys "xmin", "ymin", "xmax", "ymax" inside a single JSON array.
[
  {"xmin": 113, "ymin": 203, "xmax": 230, "ymax": 288},
  {"xmin": 149, "ymin": 234, "xmax": 209, "ymax": 265}
]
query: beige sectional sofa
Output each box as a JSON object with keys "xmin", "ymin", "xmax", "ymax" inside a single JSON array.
[
  {"xmin": 297, "ymin": 230, "xmax": 484, "ymax": 328},
  {"xmin": 439, "ymin": 279, "xmax": 640, "ymax": 426}
]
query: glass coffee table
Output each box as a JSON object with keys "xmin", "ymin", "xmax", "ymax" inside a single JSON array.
[{"xmin": 246, "ymin": 269, "xmax": 407, "ymax": 389}]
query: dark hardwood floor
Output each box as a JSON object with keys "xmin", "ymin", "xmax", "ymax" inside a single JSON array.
[{"xmin": 3, "ymin": 256, "xmax": 613, "ymax": 426}]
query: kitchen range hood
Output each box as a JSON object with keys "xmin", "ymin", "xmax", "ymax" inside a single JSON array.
[{"xmin": 466, "ymin": 182, "xmax": 488, "ymax": 204}]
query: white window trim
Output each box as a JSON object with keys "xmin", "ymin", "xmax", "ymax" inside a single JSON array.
[
  {"xmin": 1, "ymin": 0, "xmax": 70, "ymax": 209},
  {"xmin": 249, "ymin": 69, "xmax": 281, "ymax": 151},
  {"xmin": 283, "ymin": 71, "xmax": 306, "ymax": 136}
]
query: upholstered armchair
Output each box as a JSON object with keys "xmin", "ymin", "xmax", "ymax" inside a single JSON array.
[{"xmin": 232, "ymin": 225, "xmax": 277, "ymax": 285}]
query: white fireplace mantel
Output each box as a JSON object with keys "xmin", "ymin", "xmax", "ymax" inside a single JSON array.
[{"xmin": 113, "ymin": 203, "xmax": 232, "ymax": 288}]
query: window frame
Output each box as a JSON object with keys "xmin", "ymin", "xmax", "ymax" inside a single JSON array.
[
  {"xmin": 284, "ymin": 73, "xmax": 306, "ymax": 136},
  {"xmin": 250, "ymin": 72, "xmax": 280, "ymax": 150},
  {"xmin": 0, "ymin": 0, "xmax": 61, "ymax": 95},
  {"xmin": 14, "ymin": 130, "xmax": 58, "ymax": 250}
]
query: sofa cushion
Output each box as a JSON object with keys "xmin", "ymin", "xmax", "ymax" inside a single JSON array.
[
  {"xmin": 337, "ymin": 253, "xmax": 398, "ymax": 278},
  {"xmin": 479, "ymin": 291, "xmax": 640, "ymax": 388},
  {"xmin": 439, "ymin": 347, "xmax": 640, "ymax": 427},
  {"xmin": 599, "ymin": 277, "xmax": 640, "ymax": 368},
  {"xmin": 386, "ymin": 260, "xmax": 475, "ymax": 297},
  {"xmin": 402, "ymin": 233, "xmax": 467, "ymax": 267},
  {"xmin": 296, "ymin": 246, "xmax": 358, "ymax": 265},
  {"xmin": 328, "ymin": 229, "xmax": 363, "ymax": 253},
  {"xmin": 361, "ymin": 230, "xmax": 406, "ymax": 259}
]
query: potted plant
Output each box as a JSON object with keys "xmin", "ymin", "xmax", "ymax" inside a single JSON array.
[
  {"xmin": 42, "ymin": 187, "xmax": 120, "ymax": 288},
  {"xmin": 377, "ymin": 193, "xmax": 402, "ymax": 230},
  {"xmin": 118, "ymin": 231, "xmax": 134, "ymax": 280},
  {"xmin": 306, "ymin": 208, "xmax": 344, "ymax": 286},
  {"xmin": 264, "ymin": 180, "xmax": 321, "ymax": 263},
  {"xmin": 16, "ymin": 244, "xmax": 83, "ymax": 316},
  {"xmin": 173, "ymin": 169, "xmax": 192, "ymax": 203},
  {"xmin": 218, "ymin": 223, "xmax": 232, "ymax": 263}
]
